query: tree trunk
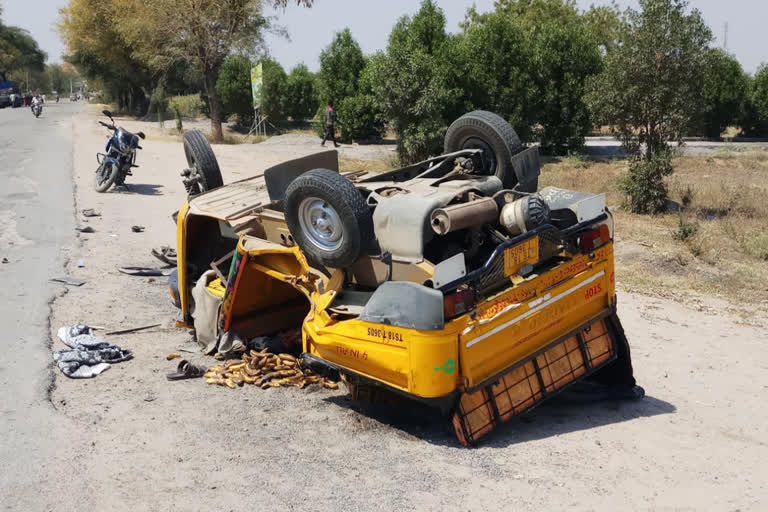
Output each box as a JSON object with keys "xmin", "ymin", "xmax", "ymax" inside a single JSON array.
[{"xmin": 204, "ymin": 70, "xmax": 223, "ymax": 143}]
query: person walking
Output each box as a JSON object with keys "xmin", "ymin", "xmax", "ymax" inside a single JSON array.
[{"xmin": 321, "ymin": 102, "xmax": 339, "ymax": 148}]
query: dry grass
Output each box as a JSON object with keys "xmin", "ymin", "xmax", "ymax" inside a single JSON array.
[
  {"xmin": 540, "ymin": 150, "xmax": 768, "ymax": 313},
  {"xmin": 339, "ymin": 156, "xmax": 396, "ymax": 174}
]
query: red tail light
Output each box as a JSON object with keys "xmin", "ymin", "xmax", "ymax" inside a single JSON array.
[
  {"xmin": 580, "ymin": 223, "xmax": 611, "ymax": 252},
  {"xmin": 444, "ymin": 288, "xmax": 475, "ymax": 318}
]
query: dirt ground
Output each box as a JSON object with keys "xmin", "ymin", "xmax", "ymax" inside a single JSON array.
[{"xmin": 47, "ymin": 108, "xmax": 768, "ymax": 511}]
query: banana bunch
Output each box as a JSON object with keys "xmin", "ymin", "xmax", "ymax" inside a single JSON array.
[{"xmin": 204, "ymin": 349, "xmax": 339, "ymax": 391}]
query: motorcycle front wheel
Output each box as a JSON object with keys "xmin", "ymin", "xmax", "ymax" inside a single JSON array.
[{"xmin": 94, "ymin": 161, "xmax": 119, "ymax": 192}]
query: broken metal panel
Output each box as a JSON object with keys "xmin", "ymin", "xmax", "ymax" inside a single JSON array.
[
  {"xmin": 509, "ymin": 146, "xmax": 541, "ymax": 192},
  {"xmin": 187, "ymin": 178, "xmax": 270, "ymax": 220},
  {"xmin": 264, "ymin": 150, "xmax": 339, "ymax": 202}
]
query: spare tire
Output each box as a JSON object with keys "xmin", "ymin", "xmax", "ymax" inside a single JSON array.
[
  {"xmin": 444, "ymin": 110, "xmax": 523, "ymax": 188},
  {"xmin": 285, "ymin": 169, "xmax": 373, "ymax": 268},
  {"xmin": 183, "ymin": 130, "xmax": 224, "ymax": 195}
]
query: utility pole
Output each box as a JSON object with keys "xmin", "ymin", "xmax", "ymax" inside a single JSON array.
[{"xmin": 723, "ymin": 22, "xmax": 728, "ymax": 52}]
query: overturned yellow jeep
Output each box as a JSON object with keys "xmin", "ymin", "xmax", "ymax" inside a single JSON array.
[{"xmin": 172, "ymin": 111, "xmax": 643, "ymax": 445}]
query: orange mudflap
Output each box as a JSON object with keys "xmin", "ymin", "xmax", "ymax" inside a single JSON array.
[{"xmin": 452, "ymin": 317, "xmax": 616, "ymax": 446}]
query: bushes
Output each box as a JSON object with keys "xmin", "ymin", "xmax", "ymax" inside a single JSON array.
[
  {"xmin": 168, "ymin": 94, "xmax": 204, "ymax": 118},
  {"xmin": 618, "ymin": 151, "xmax": 674, "ymax": 214}
]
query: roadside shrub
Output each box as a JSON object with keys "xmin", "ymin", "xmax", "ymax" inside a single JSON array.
[
  {"xmin": 168, "ymin": 94, "xmax": 204, "ymax": 119},
  {"xmin": 619, "ymin": 151, "xmax": 674, "ymax": 214},
  {"xmin": 338, "ymin": 95, "xmax": 386, "ymax": 141},
  {"xmin": 672, "ymin": 215, "xmax": 699, "ymax": 241}
]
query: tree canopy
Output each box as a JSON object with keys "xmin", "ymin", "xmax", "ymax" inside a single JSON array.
[
  {"xmin": 0, "ymin": 19, "xmax": 46, "ymax": 82},
  {"xmin": 699, "ymin": 49, "xmax": 749, "ymax": 139},
  {"xmin": 587, "ymin": 0, "xmax": 713, "ymax": 213}
]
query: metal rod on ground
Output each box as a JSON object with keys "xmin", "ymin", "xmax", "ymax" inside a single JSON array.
[{"xmin": 105, "ymin": 323, "xmax": 162, "ymax": 336}]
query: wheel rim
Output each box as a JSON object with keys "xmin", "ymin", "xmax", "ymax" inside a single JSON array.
[
  {"xmin": 462, "ymin": 137, "xmax": 497, "ymax": 176},
  {"xmin": 298, "ymin": 197, "xmax": 343, "ymax": 251}
]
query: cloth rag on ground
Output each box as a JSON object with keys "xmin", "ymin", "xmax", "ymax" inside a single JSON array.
[
  {"xmin": 191, "ymin": 270, "xmax": 223, "ymax": 354},
  {"xmin": 54, "ymin": 324, "xmax": 133, "ymax": 378}
]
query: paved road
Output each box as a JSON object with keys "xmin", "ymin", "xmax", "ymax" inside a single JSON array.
[{"xmin": 0, "ymin": 102, "xmax": 81, "ymax": 508}]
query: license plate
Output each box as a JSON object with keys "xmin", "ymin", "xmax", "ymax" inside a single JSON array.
[{"xmin": 503, "ymin": 236, "xmax": 539, "ymax": 276}]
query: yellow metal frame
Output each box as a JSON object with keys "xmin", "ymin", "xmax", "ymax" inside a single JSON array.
[{"xmin": 176, "ymin": 198, "xmax": 617, "ymax": 402}]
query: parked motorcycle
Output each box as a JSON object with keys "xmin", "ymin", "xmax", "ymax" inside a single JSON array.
[{"xmin": 94, "ymin": 110, "xmax": 146, "ymax": 192}]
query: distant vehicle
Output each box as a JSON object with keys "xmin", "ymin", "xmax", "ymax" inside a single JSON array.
[
  {"xmin": 0, "ymin": 81, "xmax": 18, "ymax": 108},
  {"xmin": 31, "ymin": 97, "xmax": 43, "ymax": 118},
  {"xmin": 70, "ymin": 94, "xmax": 77, "ymax": 102},
  {"xmin": 94, "ymin": 109, "xmax": 146, "ymax": 192}
]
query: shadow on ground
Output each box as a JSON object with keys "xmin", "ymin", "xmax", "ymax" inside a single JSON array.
[
  {"xmin": 112, "ymin": 183, "xmax": 164, "ymax": 196},
  {"xmin": 324, "ymin": 385, "xmax": 674, "ymax": 448}
]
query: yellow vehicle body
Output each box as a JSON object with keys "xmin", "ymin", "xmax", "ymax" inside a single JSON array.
[
  {"xmin": 173, "ymin": 159, "xmax": 638, "ymax": 446},
  {"xmin": 303, "ymin": 244, "xmax": 615, "ymax": 399}
]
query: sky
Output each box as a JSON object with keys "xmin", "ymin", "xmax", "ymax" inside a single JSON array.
[{"xmin": 1, "ymin": 0, "xmax": 766, "ymax": 73}]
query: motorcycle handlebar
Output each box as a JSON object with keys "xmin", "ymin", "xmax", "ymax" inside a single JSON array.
[{"xmin": 98, "ymin": 121, "xmax": 116, "ymax": 130}]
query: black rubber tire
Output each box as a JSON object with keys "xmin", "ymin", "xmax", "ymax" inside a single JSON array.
[
  {"xmin": 183, "ymin": 130, "xmax": 223, "ymax": 193},
  {"xmin": 94, "ymin": 161, "xmax": 119, "ymax": 193},
  {"xmin": 285, "ymin": 169, "xmax": 373, "ymax": 268},
  {"xmin": 444, "ymin": 110, "xmax": 523, "ymax": 188}
]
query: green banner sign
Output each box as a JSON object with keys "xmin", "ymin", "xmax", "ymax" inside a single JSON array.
[{"xmin": 250, "ymin": 63, "xmax": 263, "ymax": 109}]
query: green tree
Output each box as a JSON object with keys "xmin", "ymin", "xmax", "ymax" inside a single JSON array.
[
  {"xmin": 698, "ymin": 49, "xmax": 749, "ymax": 139},
  {"xmin": 464, "ymin": 0, "xmax": 603, "ymax": 154},
  {"xmin": 741, "ymin": 65, "xmax": 768, "ymax": 137},
  {"xmin": 108, "ymin": 0, "xmax": 310, "ymax": 141},
  {"xmin": 317, "ymin": 28, "xmax": 365, "ymax": 106},
  {"xmin": 216, "ymin": 54, "xmax": 253, "ymax": 122},
  {"xmin": 337, "ymin": 53, "xmax": 387, "ymax": 140},
  {"xmin": 58, "ymin": 0, "xmax": 153, "ymax": 113},
  {"xmin": 371, "ymin": 0, "xmax": 462, "ymax": 162},
  {"xmin": 0, "ymin": 24, "xmax": 46, "ymax": 82},
  {"xmin": 587, "ymin": 0, "xmax": 712, "ymax": 213},
  {"xmin": 261, "ymin": 57, "xmax": 287, "ymax": 122},
  {"xmin": 284, "ymin": 63, "xmax": 316, "ymax": 120},
  {"xmin": 457, "ymin": 12, "xmax": 535, "ymax": 142}
]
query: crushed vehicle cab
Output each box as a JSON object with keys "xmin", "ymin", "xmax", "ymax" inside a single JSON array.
[{"xmin": 172, "ymin": 111, "xmax": 643, "ymax": 446}]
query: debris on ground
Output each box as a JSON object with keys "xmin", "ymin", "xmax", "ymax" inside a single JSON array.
[
  {"xmin": 76, "ymin": 226, "xmax": 95, "ymax": 233},
  {"xmin": 118, "ymin": 266, "xmax": 172, "ymax": 277},
  {"xmin": 131, "ymin": 225, "xmax": 145, "ymax": 233},
  {"xmin": 204, "ymin": 350, "xmax": 338, "ymax": 390},
  {"xmin": 105, "ymin": 323, "xmax": 162, "ymax": 336},
  {"xmin": 1, "ymin": 257, "xmax": 7, "ymax": 264},
  {"xmin": 54, "ymin": 324, "xmax": 132, "ymax": 378},
  {"xmin": 77, "ymin": 259, "xmax": 85, "ymax": 268},
  {"xmin": 166, "ymin": 360, "xmax": 207, "ymax": 380},
  {"xmin": 166, "ymin": 352, "xmax": 181, "ymax": 360},
  {"xmin": 151, "ymin": 246, "xmax": 177, "ymax": 266},
  {"xmin": 50, "ymin": 276, "xmax": 86, "ymax": 286},
  {"xmin": 82, "ymin": 208, "xmax": 101, "ymax": 217}
]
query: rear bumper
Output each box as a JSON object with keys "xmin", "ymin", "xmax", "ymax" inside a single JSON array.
[{"xmin": 452, "ymin": 309, "xmax": 637, "ymax": 446}]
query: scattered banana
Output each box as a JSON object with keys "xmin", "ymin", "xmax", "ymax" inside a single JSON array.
[
  {"xmin": 166, "ymin": 352, "xmax": 181, "ymax": 360},
  {"xmin": 203, "ymin": 352, "xmax": 340, "ymax": 392}
]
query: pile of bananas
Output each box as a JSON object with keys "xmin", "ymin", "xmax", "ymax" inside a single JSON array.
[{"xmin": 204, "ymin": 350, "xmax": 339, "ymax": 391}]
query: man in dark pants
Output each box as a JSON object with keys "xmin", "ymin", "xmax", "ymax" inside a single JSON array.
[{"xmin": 321, "ymin": 102, "xmax": 339, "ymax": 148}]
